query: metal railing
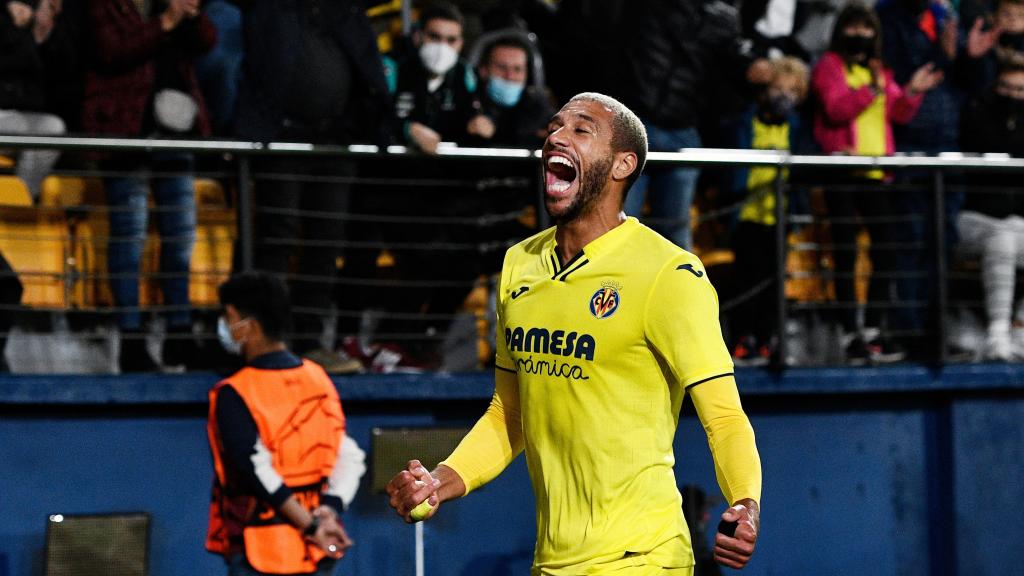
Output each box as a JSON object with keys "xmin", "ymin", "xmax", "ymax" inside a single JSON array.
[{"xmin": 2, "ymin": 135, "xmax": 1023, "ymax": 372}]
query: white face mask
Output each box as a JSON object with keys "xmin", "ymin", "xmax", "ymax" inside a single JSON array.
[
  {"xmin": 217, "ymin": 316, "xmax": 246, "ymax": 356},
  {"xmin": 419, "ymin": 41, "xmax": 459, "ymax": 76}
]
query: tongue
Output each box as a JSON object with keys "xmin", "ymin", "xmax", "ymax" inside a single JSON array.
[
  {"xmin": 547, "ymin": 162, "xmax": 576, "ymax": 181},
  {"xmin": 546, "ymin": 170, "xmax": 571, "ymax": 190}
]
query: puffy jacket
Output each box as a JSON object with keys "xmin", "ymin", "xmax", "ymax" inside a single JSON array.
[
  {"xmin": 617, "ymin": 0, "xmax": 753, "ymax": 129},
  {"xmin": 232, "ymin": 0, "xmax": 390, "ymax": 145}
]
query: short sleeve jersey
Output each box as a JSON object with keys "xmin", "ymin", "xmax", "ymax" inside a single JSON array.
[{"xmin": 494, "ymin": 217, "xmax": 735, "ymax": 573}]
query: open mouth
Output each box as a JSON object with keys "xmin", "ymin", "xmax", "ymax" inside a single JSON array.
[{"xmin": 544, "ymin": 154, "xmax": 578, "ymax": 197}]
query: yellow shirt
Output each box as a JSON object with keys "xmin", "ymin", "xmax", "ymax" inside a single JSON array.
[
  {"xmin": 845, "ymin": 63, "xmax": 886, "ymax": 180},
  {"xmin": 443, "ymin": 218, "xmax": 761, "ymax": 575},
  {"xmin": 740, "ymin": 117, "xmax": 790, "ymax": 226}
]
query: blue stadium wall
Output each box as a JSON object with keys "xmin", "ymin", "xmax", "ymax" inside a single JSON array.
[{"xmin": 0, "ymin": 366, "xmax": 1022, "ymax": 576}]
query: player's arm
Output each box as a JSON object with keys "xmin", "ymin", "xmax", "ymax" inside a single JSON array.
[
  {"xmin": 644, "ymin": 256, "xmax": 762, "ymax": 569},
  {"xmin": 689, "ymin": 375, "xmax": 761, "ymax": 569},
  {"xmin": 386, "ymin": 368, "xmax": 524, "ymax": 522}
]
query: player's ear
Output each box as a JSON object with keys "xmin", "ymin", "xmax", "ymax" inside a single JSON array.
[{"xmin": 611, "ymin": 151, "xmax": 638, "ymax": 183}]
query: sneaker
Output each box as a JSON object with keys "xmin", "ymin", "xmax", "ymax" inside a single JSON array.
[
  {"xmin": 303, "ymin": 348, "xmax": 364, "ymax": 374},
  {"xmin": 984, "ymin": 330, "xmax": 1015, "ymax": 362},
  {"xmin": 369, "ymin": 342, "xmax": 428, "ymax": 374},
  {"xmin": 119, "ymin": 330, "xmax": 160, "ymax": 373},
  {"xmin": 865, "ymin": 337, "xmax": 907, "ymax": 364},
  {"xmin": 162, "ymin": 325, "xmax": 201, "ymax": 371},
  {"xmin": 844, "ymin": 335, "xmax": 872, "ymax": 366},
  {"xmin": 732, "ymin": 335, "xmax": 769, "ymax": 367}
]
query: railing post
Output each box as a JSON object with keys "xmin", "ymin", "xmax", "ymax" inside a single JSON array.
[
  {"xmin": 933, "ymin": 170, "xmax": 948, "ymax": 364},
  {"xmin": 774, "ymin": 165, "xmax": 787, "ymax": 368},
  {"xmin": 238, "ymin": 155, "xmax": 255, "ymax": 273}
]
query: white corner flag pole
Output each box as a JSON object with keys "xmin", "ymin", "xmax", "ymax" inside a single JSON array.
[{"xmin": 415, "ymin": 520, "xmax": 425, "ymax": 576}]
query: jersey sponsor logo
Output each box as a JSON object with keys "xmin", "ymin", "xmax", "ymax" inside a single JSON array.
[
  {"xmin": 589, "ymin": 286, "xmax": 620, "ymax": 319},
  {"xmin": 511, "ymin": 286, "xmax": 530, "ymax": 300},
  {"xmin": 505, "ymin": 326, "xmax": 596, "ymax": 361},
  {"xmin": 676, "ymin": 263, "xmax": 704, "ymax": 278}
]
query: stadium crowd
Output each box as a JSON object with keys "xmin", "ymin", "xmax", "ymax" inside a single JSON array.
[{"xmin": 1, "ymin": 0, "xmax": 1024, "ymax": 372}]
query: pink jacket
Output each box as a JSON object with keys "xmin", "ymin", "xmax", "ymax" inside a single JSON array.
[{"xmin": 811, "ymin": 51, "xmax": 923, "ymax": 155}]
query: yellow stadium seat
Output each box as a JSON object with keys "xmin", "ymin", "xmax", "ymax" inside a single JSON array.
[
  {"xmin": 40, "ymin": 176, "xmax": 105, "ymax": 208},
  {"xmin": 0, "ymin": 201, "xmax": 69, "ymax": 307},
  {"xmin": 0, "ymin": 155, "xmax": 14, "ymax": 170},
  {"xmin": 0, "ymin": 176, "xmax": 32, "ymax": 207}
]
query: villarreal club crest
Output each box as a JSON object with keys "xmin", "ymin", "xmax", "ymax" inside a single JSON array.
[{"xmin": 589, "ymin": 282, "xmax": 621, "ymax": 319}]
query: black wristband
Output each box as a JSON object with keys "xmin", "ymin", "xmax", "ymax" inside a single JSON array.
[{"xmin": 302, "ymin": 515, "xmax": 320, "ymax": 538}]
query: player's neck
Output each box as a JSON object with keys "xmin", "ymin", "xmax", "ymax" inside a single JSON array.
[
  {"xmin": 554, "ymin": 209, "xmax": 627, "ymax": 265},
  {"xmin": 244, "ymin": 339, "xmax": 288, "ymax": 363}
]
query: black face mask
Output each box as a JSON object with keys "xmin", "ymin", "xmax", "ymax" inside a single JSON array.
[
  {"xmin": 759, "ymin": 94, "xmax": 797, "ymax": 123},
  {"xmin": 841, "ymin": 35, "xmax": 875, "ymax": 60}
]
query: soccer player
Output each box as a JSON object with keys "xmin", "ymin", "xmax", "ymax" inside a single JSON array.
[{"xmin": 386, "ymin": 93, "xmax": 762, "ymax": 574}]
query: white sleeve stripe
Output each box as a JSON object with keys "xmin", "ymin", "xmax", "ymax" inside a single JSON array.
[
  {"xmin": 251, "ymin": 438, "xmax": 284, "ymax": 495},
  {"xmin": 326, "ymin": 434, "xmax": 367, "ymax": 508}
]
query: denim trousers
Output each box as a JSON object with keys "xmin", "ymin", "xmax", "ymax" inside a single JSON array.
[
  {"xmin": 623, "ymin": 122, "xmax": 701, "ymax": 250},
  {"xmin": 105, "ymin": 153, "xmax": 196, "ymax": 330}
]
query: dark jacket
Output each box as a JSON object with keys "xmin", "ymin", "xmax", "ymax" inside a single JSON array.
[
  {"xmin": 961, "ymin": 92, "xmax": 1024, "ymax": 217},
  {"xmin": 387, "ymin": 54, "xmax": 478, "ymax": 146},
  {"xmin": 0, "ymin": 0, "xmax": 76, "ymax": 114},
  {"xmin": 616, "ymin": 0, "xmax": 754, "ymax": 129},
  {"xmin": 877, "ymin": 0, "xmax": 964, "ymax": 150},
  {"xmin": 232, "ymin": 0, "xmax": 390, "ymax": 145},
  {"xmin": 471, "ymin": 85, "xmax": 554, "ymax": 148},
  {"xmin": 82, "ymin": 0, "xmax": 215, "ymax": 137}
]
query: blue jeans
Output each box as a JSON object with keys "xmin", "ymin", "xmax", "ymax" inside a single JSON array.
[
  {"xmin": 226, "ymin": 554, "xmax": 337, "ymax": 576},
  {"xmin": 105, "ymin": 154, "xmax": 196, "ymax": 330},
  {"xmin": 195, "ymin": 0, "xmax": 243, "ymax": 134},
  {"xmin": 623, "ymin": 123, "xmax": 701, "ymax": 250}
]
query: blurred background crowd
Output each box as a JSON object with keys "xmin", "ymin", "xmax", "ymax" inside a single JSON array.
[{"xmin": 2, "ymin": 0, "xmax": 1024, "ymax": 374}]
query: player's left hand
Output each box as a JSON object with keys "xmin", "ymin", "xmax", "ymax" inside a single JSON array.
[{"xmin": 714, "ymin": 499, "xmax": 759, "ymax": 569}]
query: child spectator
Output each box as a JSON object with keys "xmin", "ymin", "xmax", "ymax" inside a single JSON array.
[
  {"xmin": 729, "ymin": 56, "xmax": 810, "ymax": 365},
  {"xmin": 812, "ymin": 1, "xmax": 943, "ymax": 363}
]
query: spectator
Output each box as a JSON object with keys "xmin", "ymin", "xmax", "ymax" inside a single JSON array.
[
  {"xmin": 194, "ymin": 0, "xmax": 241, "ymax": 135},
  {"xmin": 811, "ymin": 1, "xmax": 943, "ymax": 363},
  {"xmin": 616, "ymin": 0, "xmax": 772, "ymax": 250},
  {"xmin": 83, "ymin": 0, "xmax": 214, "ymax": 372},
  {"xmin": 468, "ymin": 32, "xmax": 553, "ymax": 148},
  {"xmin": 964, "ymin": 0, "xmax": 1024, "ymax": 95},
  {"xmin": 728, "ymin": 56, "xmax": 810, "ymax": 365},
  {"xmin": 206, "ymin": 273, "xmax": 365, "ymax": 574},
  {"xmin": 0, "ymin": 0, "xmax": 71, "ymax": 201},
  {"xmin": 348, "ymin": 3, "xmax": 484, "ymax": 372},
  {"xmin": 877, "ymin": 0, "xmax": 994, "ymax": 358},
  {"xmin": 384, "ymin": 2, "xmax": 478, "ymax": 153},
  {"xmin": 233, "ymin": 0, "xmax": 391, "ymax": 372},
  {"xmin": 958, "ymin": 62, "xmax": 1024, "ymax": 360},
  {"xmin": 741, "ymin": 0, "xmax": 812, "ymax": 61}
]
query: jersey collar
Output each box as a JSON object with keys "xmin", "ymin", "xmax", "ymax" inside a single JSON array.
[{"xmin": 545, "ymin": 217, "xmax": 640, "ymax": 279}]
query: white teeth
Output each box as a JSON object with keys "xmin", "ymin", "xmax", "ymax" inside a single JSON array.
[
  {"xmin": 548, "ymin": 181, "xmax": 571, "ymax": 193},
  {"xmin": 547, "ymin": 156, "xmax": 573, "ymax": 168}
]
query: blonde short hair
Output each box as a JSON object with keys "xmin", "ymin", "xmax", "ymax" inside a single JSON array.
[{"xmin": 771, "ymin": 57, "xmax": 810, "ymax": 102}]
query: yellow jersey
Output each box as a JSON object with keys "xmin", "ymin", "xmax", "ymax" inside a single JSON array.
[{"xmin": 443, "ymin": 217, "xmax": 760, "ymax": 575}]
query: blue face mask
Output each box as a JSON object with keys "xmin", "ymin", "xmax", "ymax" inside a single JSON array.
[
  {"xmin": 217, "ymin": 316, "xmax": 244, "ymax": 355},
  {"xmin": 487, "ymin": 76, "xmax": 525, "ymax": 107}
]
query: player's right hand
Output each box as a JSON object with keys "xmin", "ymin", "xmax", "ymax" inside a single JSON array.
[
  {"xmin": 386, "ymin": 459, "xmax": 441, "ymax": 523},
  {"xmin": 714, "ymin": 499, "xmax": 759, "ymax": 569}
]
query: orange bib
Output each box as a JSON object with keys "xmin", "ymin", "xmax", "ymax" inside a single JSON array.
[{"xmin": 206, "ymin": 360, "xmax": 344, "ymax": 574}]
